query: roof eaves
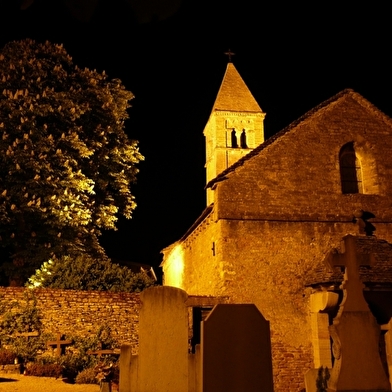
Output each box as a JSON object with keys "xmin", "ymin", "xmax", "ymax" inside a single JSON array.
[
  {"xmin": 179, "ymin": 205, "xmax": 213, "ymax": 242},
  {"xmin": 160, "ymin": 205, "xmax": 215, "ymax": 266}
]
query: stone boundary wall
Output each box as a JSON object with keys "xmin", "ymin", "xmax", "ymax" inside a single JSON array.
[{"xmin": 0, "ymin": 287, "xmax": 142, "ymax": 353}]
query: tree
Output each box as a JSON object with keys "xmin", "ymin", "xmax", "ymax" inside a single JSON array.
[
  {"xmin": 27, "ymin": 255, "xmax": 155, "ymax": 292},
  {"xmin": 0, "ymin": 39, "xmax": 143, "ymax": 283}
]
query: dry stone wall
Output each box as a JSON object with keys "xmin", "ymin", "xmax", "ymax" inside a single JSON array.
[{"xmin": 0, "ymin": 287, "xmax": 141, "ymax": 353}]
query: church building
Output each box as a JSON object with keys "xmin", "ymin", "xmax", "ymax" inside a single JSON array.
[{"xmin": 161, "ymin": 63, "xmax": 392, "ymax": 391}]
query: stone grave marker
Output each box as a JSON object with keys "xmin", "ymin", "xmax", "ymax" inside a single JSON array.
[
  {"xmin": 47, "ymin": 333, "xmax": 72, "ymax": 356},
  {"xmin": 14, "ymin": 331, "xmax": 40, "ymax": 339},
  {"xmin": 136, "ymin": 286, "xmax": 188, "ymax": 392},
  {"xmin": 326, "ymin": 235, "xmax": 390, "ymax": 392},
  {"xmin": 87, "ymin": 341, "xmax": 120, "ymax": 359},
  {"xmin": 201, "ymin": 303, "xmax": 273, "ymax": 392}
]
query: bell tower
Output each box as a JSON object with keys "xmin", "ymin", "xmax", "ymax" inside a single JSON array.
[{"xmin": 204, "ymin": 62, "xmax": 266, "ymax": 205}]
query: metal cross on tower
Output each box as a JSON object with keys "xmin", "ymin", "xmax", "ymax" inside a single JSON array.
[{"xmin": 224, "ymin": 49, "xmax": 235, "ymax": 62}]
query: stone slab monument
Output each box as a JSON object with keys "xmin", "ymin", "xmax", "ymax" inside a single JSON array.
[
  {"xmin": 119, "ymin": 287, "xmax": 274, "ymax": 391},
  {"xmin": 326, "ymin": 235, "xmax": 390, "ymax": 392},
  {"xmin": 201, "ymin": 304, "xmax": 274, "ymax": 392},
  {"xmin": 136, "ymin": 286, "xmax": 189, "ymax": 392}
]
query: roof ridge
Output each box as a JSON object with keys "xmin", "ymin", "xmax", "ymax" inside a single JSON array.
[{"xmin": 206, "ymin": 89, "xmax": 382, "ymax": 189}]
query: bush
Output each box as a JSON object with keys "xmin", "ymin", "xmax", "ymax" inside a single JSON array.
[
  {"xmin": 57, "ymin": 353, "xmax": 96, "ymax": 381},
  {"xmin": 75, "ymin": 367, "xmax": 99, "ymax": 384},
  {"xmin": 0, "ymin": 348, "xmax": 16, "ymax": 365},
  {"xmin": 0, "ymin": 291, "xmax": 45, "ymax": 362},
  {"xmin": 25, "ymin": 363, "xmax": 63, "ymax": 378},
  {"xmin": 27, "ymin": 254, "xmax": 156, "ymax": 292}
]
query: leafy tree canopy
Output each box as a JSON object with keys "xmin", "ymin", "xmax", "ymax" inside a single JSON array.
[
  {"xmin": 0, "ymin": 39, "xmax": 143, "ymax": 283},
  {"xmin": 27, "ymin": 255, "xmax": 155, "ymax": 292}
]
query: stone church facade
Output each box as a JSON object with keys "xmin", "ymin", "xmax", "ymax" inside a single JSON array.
[{"xmin": 161, "ymin": 63, "xmax": 392, "ymax": 391}]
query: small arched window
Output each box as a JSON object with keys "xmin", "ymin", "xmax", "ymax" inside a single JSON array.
[
  {"xmin": 240, "ymin": 130, "xmax": 247, "ymax": 148},
  {"xmin": 231, "ymin": 129, "xmax": 238, "ymax": 148},
  {"xmin": 339, "ymin": 142, "xmax": 363, "ymax": 194}
]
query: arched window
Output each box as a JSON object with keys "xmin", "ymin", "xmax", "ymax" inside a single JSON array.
[
  {"xmin": 231, "ymin": 129, "xmax": 238, "ymax": 148},
  {"xmin": 339, "ymin": 142, "xmax": 363, "ymax": 194},
  {"xmin": 240, "ymin": 130, "xmax": 247, "ymax": 148}
]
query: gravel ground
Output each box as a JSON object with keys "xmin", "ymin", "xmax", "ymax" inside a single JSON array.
[{"xmin": 0, "ymin": 372, "xmax": 101, "ymax": 392}]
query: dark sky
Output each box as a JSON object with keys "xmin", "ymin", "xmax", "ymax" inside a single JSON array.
[{"xmin": 1, "ymin": 1, "xmax": 391, "ymax": 278}]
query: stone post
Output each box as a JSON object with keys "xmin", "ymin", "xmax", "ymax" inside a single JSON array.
[
  {"xmin": 119, "ymin": 343, "xmax": 132, "ymax": 392},
  {"xmin": 310, "ymin": 291, "xmax": 339, "ymax": 368},
  {"xmin": 382, "ymin": 319, "xmax": 392, "ymax": 390}
]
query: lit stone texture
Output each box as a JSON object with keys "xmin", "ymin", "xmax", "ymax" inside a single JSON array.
[{"xmin": 161, "ymin": 62, "xmax": 392, "ymax": 391}]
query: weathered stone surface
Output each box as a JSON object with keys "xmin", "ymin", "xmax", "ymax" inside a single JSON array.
[
  {"xmin": 136, "ymin": 286, "xmax": 188, "ymax": 392},
  {"xmin": 162, "ymin": 80, "xmax": 392, "ymax": 392},
  {"xmin": 0, "ymin": 287, "xmax": 141, "ymax": 353},
  {"xmin": 119, "ymin": 344, "xmax": 132, "ymax": 392},
  {"xmin": 304, "ymin": 368, "xmax": 319, "ymax": 392},
  {"xmin": 201, "ymin": 304, "xmax": 273, "ymax": 392},
  {"xmin": 326, "ymin": 235, "xmax": 390, "ymax": 392},
  {"xmin": 383, "ymin": 319, "xmax": 392, "ymax": 389}
]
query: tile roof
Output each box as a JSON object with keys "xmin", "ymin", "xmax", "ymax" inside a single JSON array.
[
  {"xmin": 211, "ymin": 63, "xmax": 263, "ymax": 113},
  {"xmin": 305, "ymin": 236, "xmax": 392, "ymax": 287}
]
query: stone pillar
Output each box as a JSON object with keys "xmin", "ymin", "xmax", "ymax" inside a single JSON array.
[
  {"xmin": 310, "ymin": 291, "xmax": 339, "ymax": 368},
  {"xmin": 382, "ymin": 319, "xmax": 392, "ymax": 390}
]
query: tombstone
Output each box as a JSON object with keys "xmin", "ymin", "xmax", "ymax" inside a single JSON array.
[
  {"xmin": 325, "ymin": 235, "xmax": 390, "ymax": 392},
  {"xmin": 87, "ymin": 342, "xmax": 120, "ymax": 359},
  {"xmin": 47, "ymin": 333, "xmax": 72, "ymax": 356},
  {"xmin": 14, "ymin": 331, "xmax": 40, "ymax": 340},
  {"xmin": 201, "ymin": 304, "xmax": 273, "ymax": 392},
  {"xmin": 119, "ymin": 288, "xmax": 274, "ymax": 391},
  {"xmin": 136, "ymin": 286, "xmax": 188, "ymax": 392}
]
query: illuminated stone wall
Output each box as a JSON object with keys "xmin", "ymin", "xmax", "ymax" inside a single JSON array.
[
  {"xmin": 163, "ymin": 210, "xmax": 224, "ymax": 295},
  {"xmin": 162, "ymin": 91, "xmax": 392, "ymax": 391},
  {"xmin": 215, "ymin": 95, "xmax": 392, "ymax": 221},
  {"xmin": 0, "ymin": 287, "xmax": 141, "ymax": 353}
]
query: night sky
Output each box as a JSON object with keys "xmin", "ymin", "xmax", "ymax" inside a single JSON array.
[{"xmin": 0, "ymin": 1, "xmax": 391, "ymax": 279}]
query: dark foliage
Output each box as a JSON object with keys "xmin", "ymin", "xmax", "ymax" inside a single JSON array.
[{"xmin": 0, "ymin": 39, "xmax": 143, "ymax": 283}]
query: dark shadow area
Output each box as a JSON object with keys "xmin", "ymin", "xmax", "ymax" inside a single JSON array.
[
  {"xmin": 0, "ymin": 377, "xmax": 18, "ymax": 382},
  {"xmin": 353, "ymin": 210, "xmax": 376, "ymax": 236}
]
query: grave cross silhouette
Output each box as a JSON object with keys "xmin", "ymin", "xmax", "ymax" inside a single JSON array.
[
  {"xmin": 326, "ymin": 235, "xmax": 373, "ymax": 312},
  {"xmin": 14, "ymin": 331, "xmax": 39, "ymax": 340},
  {"xmin": 325, "ymin": 235, "xmax": 390, "ymax": 391},
  {"xmin": 47, "ymin": 333, "xmax": 72, "ymax": 356},
  {"xmin": 87, "ymin": 341, "xmax": 120, "ymax": 358}
]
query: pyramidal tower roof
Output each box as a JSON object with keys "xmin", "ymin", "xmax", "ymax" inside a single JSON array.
[{"xmin": 212, "ymin": 62, "xmax": 262, "ymax": 113}]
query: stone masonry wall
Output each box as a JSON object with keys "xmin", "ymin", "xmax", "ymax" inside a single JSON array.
[
  {"xmin": 162, "ymin": 93, "xmax": 392, "ymax": 391},
  {"xmin": 0, "ymin": 287, "xmax": 141, "ymax": 353},
  {"xmin": 163, "ymin": 211, "xmax": 224, "ymax": 296},
  {"xmin": 173, "ymin": 218, "xmax": 392, "ymax": 392},
  {"xmin": 215, "ymin": 95, "xmax": 392, "ymax": 222}
]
